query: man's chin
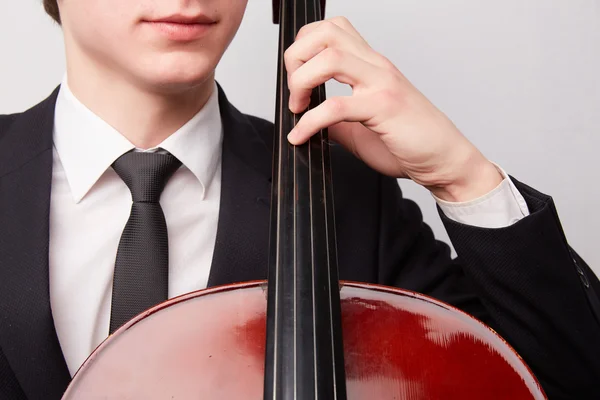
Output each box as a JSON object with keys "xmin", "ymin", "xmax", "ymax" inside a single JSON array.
[
  {"xmin": 127, "ymin": 51, "xmax": 218, "ymax": 93},
  {"xmin": 138, "ymin": 72, "xmax": 215, "ymax": 95}
]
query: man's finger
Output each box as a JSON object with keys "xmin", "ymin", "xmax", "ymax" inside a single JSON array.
[
  {"xmin": 285, "ymin": 19, "xmax": 370, "ymax": 78},
  {"xmin": 296, "ymin": 16, "xmax": 365, "ymax": 42},
  {"xmin": 287, "ymin": 49, "xmax": 377, "ymax": 113},
  {"xmin": 287, "ymin": 95, "xmax": 373, "ymax": 144}
]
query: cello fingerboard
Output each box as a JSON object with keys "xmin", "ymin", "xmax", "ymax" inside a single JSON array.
[{"xmin": 264, "ymin": 1, "xmax": 347, "ymax": 399}]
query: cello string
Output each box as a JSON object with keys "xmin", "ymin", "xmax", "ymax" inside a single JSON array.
[
  {"xmin": 312, "ymin": 2, "xmax": 340, "ymax": 395},
  {"xmin": 272, "ymin": 0, "xmax": 287, "ymax": 396},
  {"xmin": 305, "ymin": 2, "xmax": 320, "ymax": 398},
  {"xmin": 292, "ymin": 0, "xmax": 299, "ymax": 396}
]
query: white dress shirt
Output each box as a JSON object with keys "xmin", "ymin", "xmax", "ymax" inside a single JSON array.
[
  {"xmin": 49, "ymin": 78, "xmax": 529, "ymax": 376},
  {"xmin": 49, "ymin": 79, "xmax": 223, "ymax": 375},
  {"xmin": 435, "ymin": 164, "xmax": 530, "ymax": 228}
]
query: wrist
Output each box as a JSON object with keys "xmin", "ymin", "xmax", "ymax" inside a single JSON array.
[{"xmin": 429, "ymin": 158, "xmax": 504, "ymax": 203}]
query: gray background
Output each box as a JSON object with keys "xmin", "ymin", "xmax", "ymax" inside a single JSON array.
[{"xmin": 1, "ymin": 0, "xmax": 598, "ymax": 274}]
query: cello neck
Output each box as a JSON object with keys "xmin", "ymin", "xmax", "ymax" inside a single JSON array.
[{"xmin": 264, "ymin": 0, "xmax": 347, "ymax": 399}]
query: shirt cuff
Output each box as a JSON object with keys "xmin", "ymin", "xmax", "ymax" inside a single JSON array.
[{"xmin": 433, "ymin": 163, "xmax": 530, "ymax": 228}]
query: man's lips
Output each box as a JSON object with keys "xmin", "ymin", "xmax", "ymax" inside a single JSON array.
[
  {"xmin": 148, "ymin": 14, "xmax": 217, "ymax": 25},
  {"xmin": 143, "ymin": 15, "xmax": 217, "ymax": 41}
]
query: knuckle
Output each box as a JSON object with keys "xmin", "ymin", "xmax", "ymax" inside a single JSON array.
[
  {"xmin": 332, "ymin": 16, "xmax": 351, "ymax": 27},
  {"xmin": 379, "ymin": 69, "xmax": 399, "ymax": 86},
  {"xmin": 288, "ymin": 72, "xmax": 302, "ymax": 90},
  {"xmin": 284, "ymin": 48, "xmax": 295, "ymax": 67},
  {"xmin": 323, "ymin": 47, "xmax": 343, "ymax": 65},
  {"xmin": 320, "ymin": 20, "xmax": 337, "ymax": 35},
  {"xmin": 378, "ymin": 55, "xmax": 398, "ymax": 72},
  {"xmin": 297, "ymin": 22, "xmax": 312, "ymax": 37},
  {"xmin": 383, "ymin": 63, "xmax": 407, "ymax": 84},
  {"xmin": 297, "ymin": 25, "xmax": 307, "ymax": 37},
  {"xmin": 326, "ymin": 97, "xmax": 346, "ymax": 114}
]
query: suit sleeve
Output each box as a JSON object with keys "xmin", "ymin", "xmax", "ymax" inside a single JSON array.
[{"xmin": 376, "ymin": 174, "xmax": 600, "ymax": 399}]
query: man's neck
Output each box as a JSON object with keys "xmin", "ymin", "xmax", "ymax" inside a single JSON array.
[{"xmin": 65, "ymin": 65, "xmax": 215, "ymax": 150}]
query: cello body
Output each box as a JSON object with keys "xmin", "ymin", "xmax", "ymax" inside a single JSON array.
[{"xmin": 63, "ymin": 281, "xmax": 545, "ymax": 399}]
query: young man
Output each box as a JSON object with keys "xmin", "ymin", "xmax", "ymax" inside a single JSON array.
[{"xmin": 1, "ymin": 0, "xmax": 598, "ymax": 398}]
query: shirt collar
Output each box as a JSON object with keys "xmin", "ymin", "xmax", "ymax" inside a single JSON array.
[{"xmin": 53, "ymin": 77, "xmax": 223, "ymax": 203}]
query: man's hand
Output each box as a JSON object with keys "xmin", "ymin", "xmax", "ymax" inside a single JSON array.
[{"xmin": 285, "ymin": 17, "xmax": 503, "ymax": 202}]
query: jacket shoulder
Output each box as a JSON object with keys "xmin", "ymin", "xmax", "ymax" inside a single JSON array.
[
  {"xmin": 0, "ymin": 88, "xmax": 59, "ymax": 178},
  {"xmin": 0, "ymin": 87, "xmax": 60, "ymax": 144}
]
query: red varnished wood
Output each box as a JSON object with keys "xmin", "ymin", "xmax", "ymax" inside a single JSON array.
[{"xmin": 63, "ymin": 281, "xmax": 546, "ymax": 399}]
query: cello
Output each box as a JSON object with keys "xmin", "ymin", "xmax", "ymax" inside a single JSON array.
[{"xmin": 62, "ymin": 0, "xmax": 547, "ymax": 398}]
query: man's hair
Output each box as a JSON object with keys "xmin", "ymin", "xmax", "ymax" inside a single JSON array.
[{"xmin": 43, "ymin": 0, "xmax": 61, "ymax": 24}]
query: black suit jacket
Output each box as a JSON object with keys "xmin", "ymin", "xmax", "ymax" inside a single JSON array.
[{"xmin": 1, "ymin": 85, "xmax": 599, "ymax": 399}]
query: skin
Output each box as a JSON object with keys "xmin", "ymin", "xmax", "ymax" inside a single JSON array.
[
  {"xmin": 56, "ymin": 1, "xmax": 502, "ymax": 202},
  {"xmin": 58, "ymin": 0, "xmax": 248, "ymax": 149}
]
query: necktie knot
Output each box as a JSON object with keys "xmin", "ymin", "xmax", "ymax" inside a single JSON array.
[{"xmin": 112, "ymin": 151, "xmax": 182, "ymax": 203}]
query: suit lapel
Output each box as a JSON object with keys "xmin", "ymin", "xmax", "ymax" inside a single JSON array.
[
  {"xmin": 207, "ymin": 84, "xmax": 273, "ymax": 287},
  {"xmin": 0, "ymin": 88, "xmax": 71, "ymax": 399}
]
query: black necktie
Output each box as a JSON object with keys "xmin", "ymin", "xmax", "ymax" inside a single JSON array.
[{"xmin": 109, "ymin": 151, "xmax": 182, "ymax": 334}]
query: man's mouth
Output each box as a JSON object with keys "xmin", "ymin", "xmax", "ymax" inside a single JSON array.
[{"xmin": 143, "ymin": 14, "xmax": 218, "ymax": 41}]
